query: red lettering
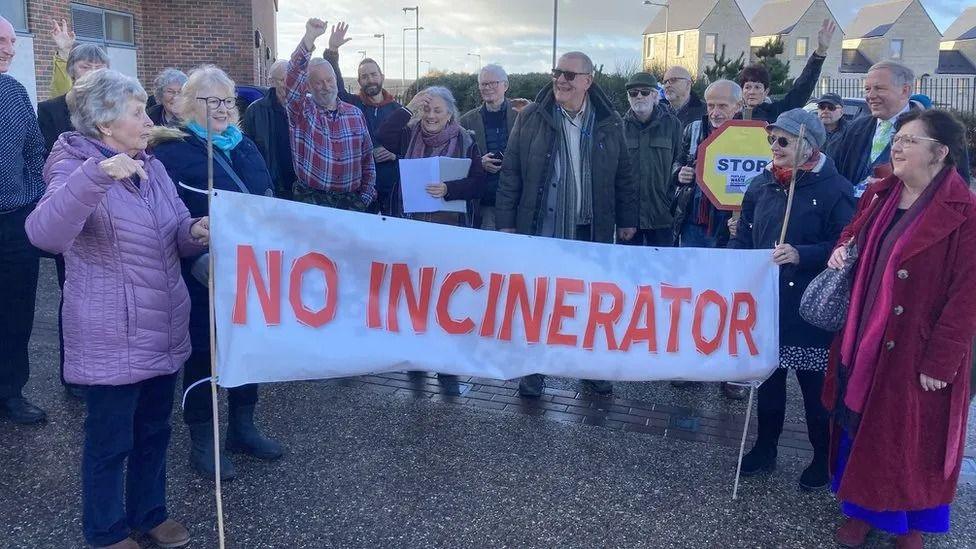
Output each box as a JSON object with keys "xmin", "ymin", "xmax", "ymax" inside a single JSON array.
[
  {"xmin": 232, "ymin": 245, "xmax": 282, "ymax": 325},
  {"xmin": 435, "ymin": 269, "xmax": 484, "ymax": 335},
  {"xmin": 619, "ymin": 285, "xmax": 657, "ymax": 353},
  {"xmin": 288, "ymin": 252, "xmax": 339, "ymax": 328},
  {"xmin": 479, "ymin": 273, "xmax": 505, "ymax": 338},
  {"xmin": 692, "ymin": 290, "xmax": 728, "ymax": 355},
  {"xmin": 661, "ymin": 285, "xmax": 693, "ymax": 353},
  {"xmin": 367, "ymin": 262, "xmax": 386, "ymax": 329},
  {"xmin": 582, "ymin": 282, "xmax": 624, "ymax": 350},
  {"xmin": 499, "ymin": 275, "xmax": 548, "ymax": 343},
  {"xmin": 546, "ymin": 277, "xmax": 585, "ymax": 346},
  {"xmin": 729, "ymin": 292, "xmax": 759, "ymax": 356},
  {"xmin": 388, "ymin": 264, "xmax": 436, "ymax": 333}
]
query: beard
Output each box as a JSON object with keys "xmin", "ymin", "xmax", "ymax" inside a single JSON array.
[{"xmin": 362, "ymin": 83, "xmax": 382, "ymax": 96}]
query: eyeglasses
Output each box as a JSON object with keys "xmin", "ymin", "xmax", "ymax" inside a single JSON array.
[
  {"xmin": 551, "ymin": 68, "xmax": 591, "ymax": 82},
  {"xmin": 767, "ymin": 135, "xmax": 794, "ymax": 148},
  {"xmin": 663, "ymin": 77, "xmax": 690, "ymax": 86},
  {"xmin": 479, "ymin": 80, "xmax": 504, "ymax": 89},
  {"xmin": 892, "ymin": 134, "xmax": 942, "ymax": 147},
  {"xmin": 817, "ymin": 103, "xmax": 838, "ymax": 111},
  {"xmin": 628, "ymin": 89, "xmax": 654, "ymax": 98},
  {"xmin": 162, "ymin": 88, "xmax": 181, "ymax": 99},
  {"xmin": 196, "ymin": 96, "xmax": 236, "ymax": 110}
]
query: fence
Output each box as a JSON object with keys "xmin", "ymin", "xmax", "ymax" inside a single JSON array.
[{"xmin": 815, "ymin": 76, "xmax": 976, "ymax": 113}]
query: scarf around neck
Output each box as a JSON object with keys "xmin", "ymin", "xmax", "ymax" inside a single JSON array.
[
  {"xmin": 405, "ymin": 121, "xmax": 464, "ymax": 159},
  {"xmin": 185, "ymin": 121, "xmax": 244, "ymax": 152},
  {"xmin": 771, "ymin": 150, "xmax": 822, "ymax": 188},
  {"xmin": 550, "ymin": 102, "xmax": 596, "ymax": 239},
  {"xmin": 359, "ymin": 89, "xmax": 396, "ymax": 108}
]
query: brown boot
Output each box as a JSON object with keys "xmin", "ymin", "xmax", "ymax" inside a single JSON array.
[
  {"xmin": 835, "ymin": 518, "xmax": 871, "ymax": 548},
  {"xmin": 97, "ymin": 539, "xmax": 140, "ymax": 549},
  {"xmin": 147, "ymin": 519, "xmax": 190, "ymax": 548},
  {"xmin": 895, "ymin": 531, "xmax": 923, "ymax": 549}
]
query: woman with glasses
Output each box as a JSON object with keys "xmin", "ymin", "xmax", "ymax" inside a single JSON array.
[
  {"xmin": 151, "ymin": 65, "xmax": 283, "ymax": 483},
  {"xmin": 824, "ymin": 109, "xmax": 976, "ymax": 549},
  {"xmin": 148, "ymin": 68, "xmax": 187, "ymax": 126},
  {"xmin": 730, "ymin": 108, "xmax": 855, "ymax": 491}
]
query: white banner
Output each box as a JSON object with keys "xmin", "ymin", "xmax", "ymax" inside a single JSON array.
[{"xmin": 211, "ymin": 191, "xmax": 780, "ymax": 388}]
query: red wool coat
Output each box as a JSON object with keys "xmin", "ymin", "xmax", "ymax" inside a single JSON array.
[{"xmin": 822, "ymin": 168, "xmax": 976, "ymax": 511}]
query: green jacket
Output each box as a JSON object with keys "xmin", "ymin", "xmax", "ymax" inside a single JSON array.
[
  {"xmin": 495, "ymin": 82, "xmax": 637, "ymax": 243},
  {"xmin": 459, "ymin": 101, "xmax": 520, "ymax": 158},
  {"xmin": 623, "ymin": 106, "xmax": 682, "ymax": 230}
]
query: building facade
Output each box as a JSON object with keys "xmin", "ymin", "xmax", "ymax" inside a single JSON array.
[
  {"xmin": 841, "ymin": 0, "xmax": 940, "ymax": 77},
  {"xmin": 749, "ymin": 0, "xmax": 843, "ymax": 79},
  {"xmin": 641, "ymin": 0, "xmax": 752, "ymax": 77}
]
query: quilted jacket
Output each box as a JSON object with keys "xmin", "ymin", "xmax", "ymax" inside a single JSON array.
[{"xmin": 25, "ymin": 132, "xmax": 206, "ymax": 386}]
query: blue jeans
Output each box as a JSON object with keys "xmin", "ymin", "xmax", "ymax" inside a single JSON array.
[
  {"xmin": 82, "ymin": 373, "xmax": 177, "ymax": 546},
  {"xmin": 679, "ymin": 222, "xmax": 720, "ymax": 248}
]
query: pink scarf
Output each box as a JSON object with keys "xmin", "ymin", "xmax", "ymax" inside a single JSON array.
[{"xmin": 405, "ymin": 121, "xmax": 463, "ymax": 160}]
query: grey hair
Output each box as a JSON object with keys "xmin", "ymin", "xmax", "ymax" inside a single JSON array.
[
  {"xmin": 308, "ymin": 57, "xmax": 334, "ymax": 73},
  {"xmin": 869, "ymin": 60, "xmax": 915, "ymax": 88},
  {"xmin": 408, "ymin": 86, "xmax": 460, "ymax": 127},
  {"xmin": 480, "ymin": 64, "xmax": 508, "ymax": 83},
  {"xmin": 152, "ymin": 68, "xmax": 188, "ymax": 104},
  {"xmin": 66, "ymin": 43, "xmax": 110, "ymax": 79},
  {"xmin": 66, "ymin": 69, "xmax": 147, "ymax": 138},
  {"xmin": 268, "ymin": 59, "xmax": 288, "ymax": 79},
  {"xmin": 704, "ymin": 79, "xmax": 743, "ymax": 102},
  {"xmin": 559, "ymin": 51, "xmax": 594, "ymax": 73},
  {"xmin": 176, "ymin": 64, "xmax": 239, "ymax": 126}
]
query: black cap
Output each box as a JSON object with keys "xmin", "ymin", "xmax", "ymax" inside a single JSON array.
[
  {"xmin": 816, "ymin": 93, "xmax": 842, "ymax": 107},
  {"xmin": 626, "ymin": 72, "xmax": 659, "ymax": 90}
]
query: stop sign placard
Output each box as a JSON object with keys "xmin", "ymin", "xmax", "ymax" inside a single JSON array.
[{"xmin": 694, "ymin": 120, "xmax": 771, "ymax": 211}]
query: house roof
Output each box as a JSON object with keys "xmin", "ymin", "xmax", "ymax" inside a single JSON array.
[
  {"xmin": 845, "ymin": 0, "xmax": 912, "ymax": 39},
  {"xmin": 840, "ymin": 48, "xmax": 873, "ymax": 73},
  {"xmin": 750, "ymin": 0, "xmax": 814, "ymax": 37},
  {"xmin": 643, "ymin": 0, "xmax": 722, "ymax": 34},
  {"xmin": 937, "ymin": 50, "xmax": 976, "ymax": 75},
  {"xmin": 942, "ymin": 6, "xmax": 976, "ymax": 42}
]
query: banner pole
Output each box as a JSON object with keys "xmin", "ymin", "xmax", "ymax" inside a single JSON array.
[
  {"xmin": 777, "ymin": 124, "xmax": 807, "ymax": 245},
  {"xmin": 732, "ymin": 383, "xmax": 756, "ymax": 501},
  {"xmin": 204, "ymin": 99, "xmax": 227, "ymax": 549}
]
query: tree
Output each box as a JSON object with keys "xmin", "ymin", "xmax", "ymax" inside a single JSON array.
[
  {"xmin": 703, "ymin": 44, "xmax": 745, "ymax": 82},
  {"xmin": 752, "ymin": 38, "xmax": 793, "ymax": 95}
]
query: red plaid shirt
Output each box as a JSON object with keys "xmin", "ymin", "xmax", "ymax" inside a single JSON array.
[{"xmin": 286, "ymin": 42, "xmax": 376, "ymax": 204}]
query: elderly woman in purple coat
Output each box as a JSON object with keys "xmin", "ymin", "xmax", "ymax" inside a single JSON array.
[{"xmin": 25, "ymin": 69, "xmax": 208, "ymax": 549}]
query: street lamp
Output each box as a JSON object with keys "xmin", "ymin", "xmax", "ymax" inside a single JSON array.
[
  {"xmin": 402, "ymin": 26, "xmax": 423, "ymax": 95},
  {"xmin": 467, "ymin": 52, "xmax": 482, "ymax": 69},
  {"xmin": 403, "ymin": 6, "xmax": 420, "ymax": 84},
  {"xmin": 357, "ymin": 50, "xmax": 367, "ymax": 61},
  {"xmin": 420, "ymin": 60, "xmax": 431, "ymax": 75},
  {"xmin": 644, "ymin": 0, "xmax": 670, "ymax": 69},
  {"xmin": 373, "ymin": 33, "xmax": 386, "ymax": 73},
  {"xmin": 552, "ymin": 0, "xmax": 558, "ymax": 68}
]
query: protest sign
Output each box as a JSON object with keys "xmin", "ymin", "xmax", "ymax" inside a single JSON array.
[{"xmin": 695, "ymin": 120, "xmax": 771, "ymax": 211}]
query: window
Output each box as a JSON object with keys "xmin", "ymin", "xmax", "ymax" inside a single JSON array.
[
  {"xmin": 1, "ymin": 0, "xmax": 28, "ymax": 32},
  {"xmin": 890, "ymin": 39, "xmax": 904, "ymax": 60},
  {"xmin": 795, "ymin": 37, "xmax": 808, "ymax": 58},
  {"xmin": 71, "ymin": 4, "xmax": 135, "ymax": 46},
  {"xmin": 705, "ymin": 34, "xmax": 718, "ymax": 57},
  {"xmin": 676, "ymin": 34, "xmax": 685, "ymax": 57},
  {"xmin": 647, "ymin": 36, "xmax": 655, "ymax": 58}
]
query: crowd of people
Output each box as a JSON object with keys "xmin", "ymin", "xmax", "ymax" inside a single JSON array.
[{"xmin": 1, "ymin": 12, "xmax": 975, "ymax": 549}]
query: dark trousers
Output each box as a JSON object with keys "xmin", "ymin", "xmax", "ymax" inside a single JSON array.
[
  {"xmin": 182, "ymin": 351, "xmax": 258, "ymax": 425},
  {"xmin": 756, "ymin": 368, "xmax": 829, "ymax": 455},
  {"xmin": 621, "ymin": 228, "xmax": 673, "ymax": 247},
  {"xmin": 82, "ymin": 373, "xmax": 177, "ymax": 546},
  {"xmin": 0, "ymin": 206, "xmax": 39, "ymax": 399}
]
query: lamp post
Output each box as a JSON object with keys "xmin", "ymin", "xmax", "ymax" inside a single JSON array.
[
  {"xmin": 551, "ymin": 0, "xmax": 558, "ymax": 68},
  {"xmin": 467, "ymin": 52, "xmax": 482, "ymax": 70},
  {"xmin": 373, "ymin": 33, "xmax": 386, "ymax": 73},
  {"xmin": 357, "ymin": 50, "xmax": 367, "ymax": 61},
  {"xmin": 644, "ymin": 0, "xmax": 670, "ymax": 69},
  {"xmin": 402, "ymin": 26, "xmax": 423, "ymax": 96},
  {"xmin": 403, "ymin": 6, "xmax": 420, "ymax": 83},
  {"xmin": 420, "ymin": 60, "xmax": 431, "ymax": 75}
]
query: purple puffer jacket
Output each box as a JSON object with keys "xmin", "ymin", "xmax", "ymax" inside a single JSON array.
[{"xmin": 26, "ymin": 132, "xmax": 206, "ymax": 386}]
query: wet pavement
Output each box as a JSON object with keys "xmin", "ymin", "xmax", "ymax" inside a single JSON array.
[{"xmin": 2, "ymin": 259, "xmax": 975, "ymax": 548}]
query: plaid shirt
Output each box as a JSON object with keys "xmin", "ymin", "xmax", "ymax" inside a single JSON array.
[{"xmin": 286, "ymin": 42, "xmax": 376, "ymax": 205}]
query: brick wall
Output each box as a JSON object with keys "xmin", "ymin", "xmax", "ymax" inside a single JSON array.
[{"xmin": 26, "ymin": 0, "xmax": 144, "ymax": 102}]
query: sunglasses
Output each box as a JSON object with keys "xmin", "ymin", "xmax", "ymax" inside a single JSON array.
[
  {"xmin": 628, "ymin": 89, "xmax": 654, "ymax": 98},
  {"xmin": 767, "ymin": 135, "xmax": 794, "ymax": 148},
  {"xmin": 551, "ymin": 68, "xmax": 591, "ymax": 81},
  {"xmin": 817, "ymin": 103, "xmax": 838, "ymax": 111}
]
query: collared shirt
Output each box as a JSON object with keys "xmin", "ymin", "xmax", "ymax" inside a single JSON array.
[
  {"xmin": 870, "ymin": 103, "xmax": 910, "ymax": 162},
  {"xmin": 558, "ymin": 98, "xmax": 587, "ymax": 216},
  {"xmin": 285, "ymin": 42, "xmax": 376, "ymax": 204},
  {"xmin": 0, "ymin": 75, "xmax": 46, "ymax": 211}
]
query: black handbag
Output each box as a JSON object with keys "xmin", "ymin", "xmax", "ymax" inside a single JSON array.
[{"xmin": 799, "ymin": 240, "xmax": 858, "ymax": 332}]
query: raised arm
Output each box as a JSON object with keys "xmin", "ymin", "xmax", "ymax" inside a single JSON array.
[
  {"xmin": 323, "ymin": 22, "xmax": 357, "ymax": 105},
  {"xmin": 776, "ymin": 19, "xmax": 834, "ymax": 114},
  {"xmin": 286, "ymin": 18, "xmax": 328, "ymax": 119}
]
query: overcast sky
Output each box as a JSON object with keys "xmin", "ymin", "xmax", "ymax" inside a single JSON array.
[{"xmin": 276, "ymin": 0, "xmax": 973, "ymax": 80}]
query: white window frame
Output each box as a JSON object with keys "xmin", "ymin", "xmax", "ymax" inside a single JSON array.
[
  {"xmin": 71, "ymin": 3, "xmax": 136, "ymax": 47},
  {"xmin": 890, "ymin": 39, "xmax": 904, "ymax": 60},
  {"xmin": 705, "ymin": 33, "xmax": 718, "ymax": 57},
  {"xmin": 647, "ymin": 36, "xmax": 655, "ymax": 59},
  {"xmin": 2, "ymin": 0, "xmax": 29, "ymax": 32},
  {"xmin": 795, "ymin": 37, "xmax": 808, "ymax": 58},
  {"xmin": 676, "ymin": 34, "xmax": 685, "ymax": 58}
]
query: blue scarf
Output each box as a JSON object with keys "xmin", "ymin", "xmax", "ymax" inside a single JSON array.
[{"xmin": 185, "ymin": 121, "xmax": 243, "ymax": 152}]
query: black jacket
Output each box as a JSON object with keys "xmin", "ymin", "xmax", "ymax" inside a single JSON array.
[
  {"xmin": 242, "ymin": 87, "xmax": 296, "ymax": 198},
  {"xmin": 672, "ymin": 91, "xmax": 706, "ymax": 128},
  {"xmin": 36, "ymin": 94, "xmax": 73, "ymax": 157},
  {"xmin": 624, "ymin": 106, "xmax": 683, "ymax": 230},
  {"xmin": 729, "ymin": 156, "xmax": 855, "ymax": 348},
  {"xmin": 670, "ymin": 116, "xmax": 736, "ymax": 246},
  {"xmin": 495, "ymin": 82, "xmax": 638, "ymax": 243},
  {"xmin": 147, "ymin": 103, "xmax": 178, "ymax": 127},
  {"xmin": 823, "ymin": 116, "xmax": 849, "ymax": 154},
  {"xmin": 748, "ymin": 53, "xmax": 825, "ymax": 124}
]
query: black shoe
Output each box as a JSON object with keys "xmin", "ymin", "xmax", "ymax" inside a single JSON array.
[
  {"xmin": 225, "ymin": 405, "xmax": 285, "ymax": 461},
  {"xmin": 582, "ymin": 379, "xmax": 613, "ymax": 395},
  {"xmin": 722, "ymin": 382, "xmax": 748, "ymax": 400},
  {"xmin": 187, "ymin": 422, "xmax": 236, "ymax": 481},
  {"xmin": 0, "ymin": 397, "xmax": 47, "ymax": 425},
  {"xmin": 740, "ymin": 444, "xmax": 777, "ymax": 477},
  {"xmin": 518, "ymin": 374, "xmax": 544, "ymax": 398},
  {"xmin": 799, "ymin": 455, "xmax": 829, "ymax": 491},
  {"xmin": 65, "ymin": 385, "xmax": 87, "ymax": 400}
]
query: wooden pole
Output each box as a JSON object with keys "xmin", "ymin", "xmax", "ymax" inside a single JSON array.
[
  {"xmin": 777, "ymin": 124, "xmax": 807, "ymax": 245},
  {"xmin": 732, "ymin": 383, "xmax": 756, "ymax": 500}
]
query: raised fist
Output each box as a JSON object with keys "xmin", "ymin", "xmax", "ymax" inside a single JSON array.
[{"xmin": 305, "ymin": 18, "xmax": 327, "ymax": 41}]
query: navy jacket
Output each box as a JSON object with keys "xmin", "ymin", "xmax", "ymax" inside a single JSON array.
[
  {"xmin": 729, "ymin": 156, "xmax": 856, "ymax": 349},
  {"xmin": 748, "ymin": 53, "xmax": 825, "ymax": 124},
  {"xmin": 37, "ymin": 93, "xmax": 73, "ymax": 157},
  {"xmin": 152, "ymin": 131, "xmax": 273, "ymax": 351}
]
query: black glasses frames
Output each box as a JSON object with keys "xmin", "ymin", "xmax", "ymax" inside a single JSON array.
[
  {"xmin": 767, "ymin": 135, "xmax": 794, "ymax": 148},
  {"xmin": 551, "ymin": 68, "xmax": 591, "ymax": 82},
  {"xmin": 628, "ymin": 89, "xmax": 654, "ymax": 98}
]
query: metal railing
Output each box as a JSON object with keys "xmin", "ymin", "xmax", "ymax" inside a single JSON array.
[{"xmin": 815, "ymin": 76, "xmax": 976, "ymax": 113}]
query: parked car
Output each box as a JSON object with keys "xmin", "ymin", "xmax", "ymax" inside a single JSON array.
[{"xmin": 803, "ymin": 97, "xmax": 869, "ymax": 121}]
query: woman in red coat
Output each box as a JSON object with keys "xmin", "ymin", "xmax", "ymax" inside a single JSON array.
[{"xmin": 823, "ymin": 109, "xmax": 976, "ymax": 549}]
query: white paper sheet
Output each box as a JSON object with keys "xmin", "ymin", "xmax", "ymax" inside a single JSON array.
[{"xmin": 398, "ymin": 156, "xmax": 471, "ymax": 214}]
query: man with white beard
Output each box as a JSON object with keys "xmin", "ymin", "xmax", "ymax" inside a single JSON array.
[{"xmin": 621, "ymin": 72, "xmax": 682, "ymax": 247}]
